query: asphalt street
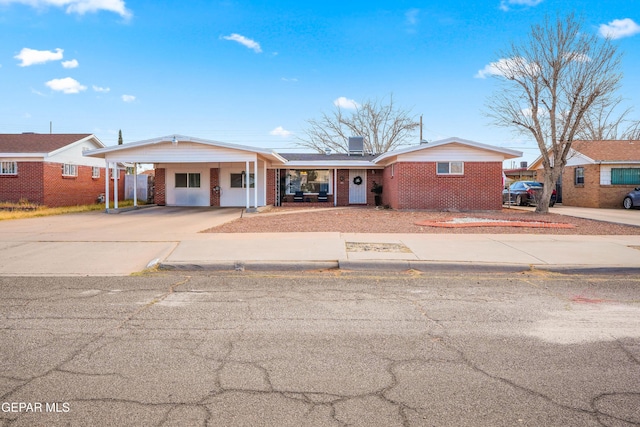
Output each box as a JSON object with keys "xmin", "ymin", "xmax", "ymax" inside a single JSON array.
[{"xmin": 1, "ymin": 270, "xmax": 639, "ymax": 426}]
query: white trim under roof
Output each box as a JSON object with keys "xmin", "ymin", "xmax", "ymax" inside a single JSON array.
[
  {"xmin": 48, "ymin": 134, "xmax": 105, "ymax": 157},
  {"xmin": 374, "ymin": 137, "xmax": 522, "ymax": 164},
  {"xmin": 84, "ymin": 134, "xmax": 287, "ymax": 163},
  {"xmin": 284, "ymin": 160, "xmax": 382, "ymax": 169}
]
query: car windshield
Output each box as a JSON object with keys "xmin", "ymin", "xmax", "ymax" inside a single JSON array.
[{"xmin": 524, "ymin": 182, "xmax": 543, "ymax": 188}]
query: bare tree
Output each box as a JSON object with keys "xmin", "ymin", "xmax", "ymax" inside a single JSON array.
[
  {"xmin": 578, "ymin": 98, "xmax": 640, "ymax": 140},
  {"xmin": 297, "ymin": 95, "xmax": 419, "ymax": 154},
  {"xmin": 487, "ymin": 14, "xmax": 623, "ymax": 213}
]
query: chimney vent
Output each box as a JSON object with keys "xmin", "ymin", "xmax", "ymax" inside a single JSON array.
[
  {"xmin": 324, "ymin": 148, "xmax": 331, "ymax": 156},
  {"xmin": 520, "ymin": 161, "xmax": 528, "ymax": 168}
]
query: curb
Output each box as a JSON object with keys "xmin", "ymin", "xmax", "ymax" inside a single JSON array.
[
  {"xmin": 158, "ymin": 260, "xmax": 640, "ymax": 274},
  {"xmin": 159, "ymin": 261, "xmax": 340, "ymax": 272}
]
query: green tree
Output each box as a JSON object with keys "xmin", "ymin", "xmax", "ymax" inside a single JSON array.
[{"xmin": 118, "ymin": 129, "xmax": 123, "ymax": 145}]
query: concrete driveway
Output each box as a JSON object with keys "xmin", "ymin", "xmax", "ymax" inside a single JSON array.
[{"xmin": 0, "ymin": 207, "xmax": 242, "ymax": 276}]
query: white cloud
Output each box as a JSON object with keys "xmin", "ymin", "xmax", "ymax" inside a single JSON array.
[
  {"xmin": 45, "ymin": 77, "xmax": 87, "ymax": 94},
  {"xmin": 15, "ymin": 47, "xmax": 63, "ymax": 67},
  {"xmin": 405, "ymin": 8, "xmax": 419, "ymax": 26},
  {"xmin": 499, "ymin": 0, "xmax": 543, "ymax": 11},
  {"xmin": 222, "ymin": 33, "xmax": 262, "ymax": 53},
  {"xmin": 0, "ymin": 0, "xmax": 132, "ymax": 18},
  {"xmin": 333, "ymin": 96, "xmax": 359, "ymax": 109},
  {"xmin": 281, "ymin": 77, "xmax": 298, "ymax": 82},
  {"xmin": 92, "ymin": 85, "xmax": 110, "ymax": 93},
  {"xmin": 61, "ymin": 59, "xmax": 78, "ymax": 68},
  {"xmin": 599, "ymin": 18, "xmax": 640, "ymax": 40},
  {"xmin": 121, "ymin": 94, "xmax": 135, "ymax": 102},
  {"xmin": 475, "ymin": 57, "xmax": 538, "ymax": 79},
  {"xmin": 269, "ymin": 126, "xmax": 292, "ymax": 137}
]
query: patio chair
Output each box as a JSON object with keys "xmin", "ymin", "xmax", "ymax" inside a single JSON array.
[
  {"xmin": 293, "ymin": 191, "xmax": 304, "ymax": 202},
  {"xmin": 317, "ymin": 191, "xmax": 328, "ymax": 202}
]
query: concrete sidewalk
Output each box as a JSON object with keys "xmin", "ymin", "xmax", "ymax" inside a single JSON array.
[
  {"xmin": 0, "ymin": 206, "xmax": 638, "ymax": 275},
  {"xmin": 162, "ymin": 232, "xmax": 640, "ymax": 273}
]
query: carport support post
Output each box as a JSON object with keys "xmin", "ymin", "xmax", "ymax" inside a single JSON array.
[
  {"xmin": 133, "ymin": 163, "xmax": 138, "ymax": 207},
  {"xmin": 254, "ymin": 158, "xmax": 258, "ymax": 210},
  {"xmin": 105, "ymin": 160, "xmax": 110, "ymax": 213},
  {"xmin": 333, "ymin": 169, "xmax": 337, "ymax": 206},
  {"xmin": 245, "ymin": 160, "xmax": 250, "ymax": 211},
  {"xmin": 114, "ymin": 163, "xmax": 119, "ymax": 210}
]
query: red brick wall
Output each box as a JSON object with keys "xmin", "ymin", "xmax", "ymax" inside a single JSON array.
[
  {"xmin": 210, "ymin": 168, "xmax": 220, "ymax": 207},
  {"xmin": 266, "ymin": 168, "xmax": 276, "ymax": 206},
  {"xmin": 155, "ymin": 168, "xmax": 166, "ymax": 205},
  {"xmin": 0, "ymin": 162, "xmax": 44, "ymax": 204},
  {"xmin": 43, "ymin": 163, "xmax": 123, "ymax": 208},
  {"xmin": 336, "ymin": 169, "xmax": 350, "ymax": 206},
  {"xmin": 382, "ymin": 164, "xmax": 400, "ymax": 209},
  {"xmin": 0, "ymin": 161, "xmax": 124, "ymax": 207},
  {"xmin": 382, "ymin": 162, "xmax": 503, "ymax": 210}
]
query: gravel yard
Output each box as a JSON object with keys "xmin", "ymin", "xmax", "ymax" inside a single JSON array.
[{"xmin": 205, "ymin": 206, "xmax": 640, "ymax": 235}]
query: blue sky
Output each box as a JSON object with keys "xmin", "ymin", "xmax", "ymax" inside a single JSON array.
[{"xmin": 1, "ymin": 0, "xmax": 639, "ymax": 164}]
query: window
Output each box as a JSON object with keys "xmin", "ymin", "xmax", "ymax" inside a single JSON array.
[
  {"xmin": 436, "ymin": 161, "xmax": 464, "ymax": 175},
  {"xmin": 62, "ymin": 164, "xmax": 77, "ymax": 177},
  {"xmin": 287, "ymin": 169, "xmax": 331, "ymax": 194},
  {"xmin": 0, "ymin": 161, "xmax": 17, "ymax": 175},
  {"xmin": 611, "ymin": 168, "xmax": 640, "ymax": 185},
  {"xmin": 230, "ymin": 173, "xmax": 255, "ymax": 188},
  {"xmin": 574, "ymin": 167, "xmax": 584, "ymax": 185},
  {"xmin": 92, "ymin": 167, "xmax": 100, "ymax": 178},
  {"xmin": 175, "ymin": 173, "xmax": 201, "ymax": 188}
]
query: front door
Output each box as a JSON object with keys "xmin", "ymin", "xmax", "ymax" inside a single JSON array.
[{"xmin": 349, "ymin": 170, "xmax": 367, "ymax": 204}]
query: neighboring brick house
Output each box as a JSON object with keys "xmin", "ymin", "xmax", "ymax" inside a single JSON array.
[
  {"xmin": 85, "ymin": 135, "xmax": 521, "ymax": 211},
  {"xmin": 530, "ymin": 140, "xmax": 640, "ymax": 208},
  {"xmin": 0, "ymin": 133, "xmax": 125, "ymax": 207}
]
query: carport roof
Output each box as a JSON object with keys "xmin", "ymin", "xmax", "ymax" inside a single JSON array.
[{"xmin": 84, "ymin": 134, "xmax": 288, "ymax": 163}]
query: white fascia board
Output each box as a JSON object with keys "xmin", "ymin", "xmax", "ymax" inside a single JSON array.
[
  {"xmin": 48, "ymin": 134, "xmax": 104, "ymax": 157},
  {"xmin": 283, "ymin": 160, "xmax": 382, "ymax": 169},
  {"xmin": 598, "ymin": 160, "xmax": 640, "ymax": 165},
  {"xmin": 84, "ymin": 134, "xmax": 286, "ymax": 163},
  {"xmin": 374, "ymin": 137, "xmax": 522, "ymax": 164}
]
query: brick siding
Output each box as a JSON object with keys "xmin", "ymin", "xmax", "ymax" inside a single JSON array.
[
  {"xmin": 155, "ymin": 168, "xmax": 166, "ymax": 205},
  {"xmin": 0, "ymin": 161, "xmax": 123, "ymax": 207},
  {"xmin": 210, "ymin": 168, "xmax": 220, "ymax": 207},
  {"xmin": 562, "ymin": 165, "xmax": 637, "ymax": 208},
  {"xmin": 0, "ymin": 162, "xmax": 44, "ymax": 204},
  {"xmin": 382, "ymin": 162, "xmax": 503, "ymax": 210}
]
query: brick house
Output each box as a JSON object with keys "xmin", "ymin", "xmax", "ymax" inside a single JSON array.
[
  {"xmin": 0, "ymin": 133, "xmax": 125, "ymax": 207},
  {"xmin": 85, "ymin": 135, "xmax": 521, "ymax": 211},
  {"xmin": 530, "ymin": 140, "xmax": 640, "ymax": 208}
]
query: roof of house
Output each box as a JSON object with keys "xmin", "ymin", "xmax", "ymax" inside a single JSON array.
[
  {"xmin": 0, "ymin": 133, "xmax": 94, "ymax": 153},
  {"xmin": 571, "ymin": 140, "xmax": 640, "ymax": 162}
]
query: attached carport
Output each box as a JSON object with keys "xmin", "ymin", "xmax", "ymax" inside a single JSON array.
[{"xmin": 84, "ymin": 135, "xmax": 286, "ymax": 211}]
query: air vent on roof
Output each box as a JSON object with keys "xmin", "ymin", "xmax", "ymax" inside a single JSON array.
[
  {"xmin": 348, "ymin": 136, "xmax": 364, "ymax": 156},
  {"xmin": 520, "ymin": 161, "xmax": 528, "ymax": 168},
  {"xmin": 324, "ymin": 148, "xmax": 331, "ymax": 156}
]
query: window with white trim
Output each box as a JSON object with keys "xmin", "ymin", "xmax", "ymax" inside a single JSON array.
[
  {"xmin": 286, "ymin": 169, "xmax": 331, "ymax": 194},
  {"xmin": 92, "ymin": 167, "xmax": 100, "ymax": 178},
  {"xmin": 62, "ymin": 164, "xmax": 78, "ymax": 177},
  {"xmin": 436, "ymin": 161, "xmax": 464, "ymax": 175},
  {"xmin": 0, "ymin": 161, "xmax": 18, "ymax": 175},
  {"xmin": 230, "ymin": 173, "xmax": 255, "ymax": 189},
  {"xmin": 574, "ymin": 167, "xmax": 584, "ymax": 185},
  {"xmin": 175, "ymin": 173, "xmax": 201, "ymax": 188}
]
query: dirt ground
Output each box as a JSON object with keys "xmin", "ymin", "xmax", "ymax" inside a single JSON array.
[{"xmin": 205, "ymin": 206, "xmax": 640, "ymax": 235}]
